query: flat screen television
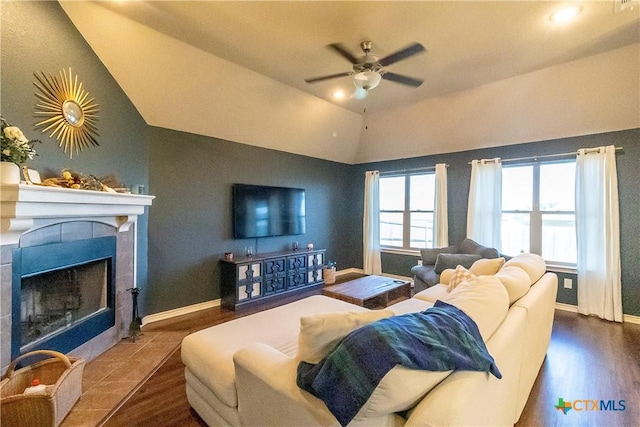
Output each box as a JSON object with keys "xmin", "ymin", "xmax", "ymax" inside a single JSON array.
[{"xmin": 232, "ymin": 184, "xmax": 306, "ymax": 239}]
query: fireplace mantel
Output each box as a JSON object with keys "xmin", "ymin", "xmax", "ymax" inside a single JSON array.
[{"xmin": 0, "ymin": 183, "xmax": 154, "ymax": 245}]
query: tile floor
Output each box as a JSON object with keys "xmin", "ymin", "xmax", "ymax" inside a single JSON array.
[{"xmin": 60, "ymin": 330, "xmax": 189, "ymax": 427}]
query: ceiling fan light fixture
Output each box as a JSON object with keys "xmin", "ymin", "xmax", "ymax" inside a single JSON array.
[
  {"xmin": 353, "ymin": 70, "xmax": 381, "ymax": 91},
  {"xmin": 549, "ymin": 5, "xmax": 582, "ymax": 23}
]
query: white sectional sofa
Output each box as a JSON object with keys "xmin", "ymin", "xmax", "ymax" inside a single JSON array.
[{"xmin": 181, "ymin": 253, "xmax": 558, "ymax": 426}]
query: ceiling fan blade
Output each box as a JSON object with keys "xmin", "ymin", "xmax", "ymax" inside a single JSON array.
[
  {"xmin": 304, "ymin": 72, "xmax": 352, "ymax": 84},
  {"xmin": 381, "ymin": 72, "xmax": 423, "ymax": 88},
  {"xmin": 327, "ymin": 43, "xmax": 359, "ymax": 64},
  {"xmin": 378, "ymin": 42, "xmax": 425, "ymax": 67}
]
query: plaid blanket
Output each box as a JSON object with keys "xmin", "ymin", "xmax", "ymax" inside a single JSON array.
[{"xmin": 296, "ymin": 300, "xmax": 501, "ymax": 426}]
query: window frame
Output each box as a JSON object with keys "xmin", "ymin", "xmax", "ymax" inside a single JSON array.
[
  {"xmin": 379, "ymin": 172, "xmax": 436, "ymax": 252},
  {"xmin": 501, "ymin": 159, "xmax": 576, "ymax": 267}
]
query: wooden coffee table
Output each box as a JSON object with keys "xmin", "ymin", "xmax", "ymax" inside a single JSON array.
[{"xmin": 323, "ymin": 275, "xmax": 411, "ymax": 309}]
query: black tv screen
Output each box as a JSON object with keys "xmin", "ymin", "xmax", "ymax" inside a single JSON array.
[{"xmin": 233, "ymin": 184, "xmax": 306, "ymax": 239}]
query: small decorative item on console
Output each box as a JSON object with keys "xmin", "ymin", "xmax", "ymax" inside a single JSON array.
[{"xmin": 324, "ymin": 260, "xmax": 337, "ymax": 285}]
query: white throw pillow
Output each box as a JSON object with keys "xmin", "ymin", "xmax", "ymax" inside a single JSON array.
[
  {"xmin": 494, "ymin": 265, "xmax": 531, "ymax": 305},
  {"xmin": 297, "ymin": 310, "xmax": 394, "ymax": 364},
  {"xmin": 469, "ymin": 257, "xmax": 505, "ymax": 276},
  {"xmin": 443, "ymin": 275, "xmax": 509, "ymax": 340},
  {"xmin": 439, "ymin": 268, "xmax": 456, "ymax": 285}
]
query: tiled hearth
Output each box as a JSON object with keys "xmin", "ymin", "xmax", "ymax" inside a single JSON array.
[
  {"xmin": 0, "ymin": 183, "xmax": 154, "ymax": 374},
  {"xmin": 61, "ymin": 329, "xmax": 188, "ymax": 427}
]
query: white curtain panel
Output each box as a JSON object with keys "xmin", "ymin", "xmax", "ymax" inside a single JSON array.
[
  {"xmin": 576, "ymin": 145, "xmax": 622, "ymax": 322},
  {"xmin": 466, "ymin": 158, "xmax": 502, "ymax": 250},
  {"xmin": 434, "ymin": 163, "xmax": 449, "ymax": 247},
  {"xmin": 363, "ymin": 171, "xmax": 382, "ymax": 275}
]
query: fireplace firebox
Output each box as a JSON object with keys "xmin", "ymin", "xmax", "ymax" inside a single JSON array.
[{"xmin": 11, "ymin": 236, "xmax": 116, "ymax": 359}]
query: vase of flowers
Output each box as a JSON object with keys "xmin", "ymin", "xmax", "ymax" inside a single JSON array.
[{"xmin": 1, "ymin": 116, "xmax": 39, "ymax": 184}]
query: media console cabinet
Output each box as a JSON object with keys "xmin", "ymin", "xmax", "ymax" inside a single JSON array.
[{"xmin": 220, "ymin": 249, "xmax": 326, "ymax": 310}]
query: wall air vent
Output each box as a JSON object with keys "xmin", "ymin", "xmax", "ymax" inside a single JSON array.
[{"xmin": 615, "ymin": 0, "xmax": 638, "ymax": 13}]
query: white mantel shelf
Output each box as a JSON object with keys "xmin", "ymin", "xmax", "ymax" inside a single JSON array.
[{"xmin": 0, "ymin": 183, "xmax": 154, "ymax": 245}]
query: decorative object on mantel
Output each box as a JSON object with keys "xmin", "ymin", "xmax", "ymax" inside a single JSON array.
[
  {"xmin": 38, "ymin": 169, "xmax": 131, "ymax": 193},
  {"xmin": 21, "ymin": 166, "xmax": 42, "ymax": 185},
  {"xmin": 1, "ymin": 116, "xmax": 40, "ymax": 184},
  {"xmin": 33, "ymin": 68, "xmax": 99, "ymax": 159}
]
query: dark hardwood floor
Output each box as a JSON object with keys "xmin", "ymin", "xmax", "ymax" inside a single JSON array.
[{"xmin": 105, "ymin": 289, "xmax": 640, "ymax": 427}]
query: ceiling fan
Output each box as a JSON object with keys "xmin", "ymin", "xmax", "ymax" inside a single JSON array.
[{"xmin": 304, "ymin": 41, "xmax": 425, "ymax": 92}]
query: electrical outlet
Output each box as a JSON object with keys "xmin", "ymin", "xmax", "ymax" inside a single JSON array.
[{"xmin": 563, "ymin": 278, "xmax": 573, "ymax": 289}]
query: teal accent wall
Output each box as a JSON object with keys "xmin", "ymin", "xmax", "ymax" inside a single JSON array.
[
  {"xmin": 354, "ymin": 130, "xmax": 640, "ymax": 316},
  {"xmin": 146, "ymin": 127, "xmax": 359, "ymax": 313},
  {"xmin": 1, "ymin": 2, "xmax": 150, "ymax": 290}
]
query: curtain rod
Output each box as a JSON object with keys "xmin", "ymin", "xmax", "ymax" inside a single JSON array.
[
  {"xmin": 467, "ymin": 146, "xmax": 623, "ymax": 165},
  {"xmin": 379, "ymin": 164, "xmax": 449, "ymax": 175}
]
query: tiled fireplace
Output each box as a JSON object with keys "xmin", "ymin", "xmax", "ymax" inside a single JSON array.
[{"xmin": 0, "ymin": 184, "xmax": 153, "ymax": 374}]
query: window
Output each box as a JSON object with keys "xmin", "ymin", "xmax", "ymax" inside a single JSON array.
[
  {"xmin": 380, "ymin": 173, "xmax": 435, "ymax": 250},
  {"xmin": 501, "ymin": 160, "xmax": 576, "ymax": 265}
]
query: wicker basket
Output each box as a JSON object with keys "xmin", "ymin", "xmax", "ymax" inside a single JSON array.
[
  {"xmin": 324, "ymin": 267, "xmax": 337, "ymax": 285},
  {"xmin": 1, "ymin": 350, "xmax": 85, "ymax": 427}
]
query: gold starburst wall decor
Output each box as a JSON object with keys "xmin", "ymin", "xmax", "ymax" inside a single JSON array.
[{"xmin": 33, "ymin": 68, "xmax": 99, "ymax": 159}]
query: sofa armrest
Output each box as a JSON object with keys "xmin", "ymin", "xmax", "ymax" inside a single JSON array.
[
  {"xmin": 235, "ymin": 344, "xmax": 403, "ymax": 427},
  {"xmin": 410, "ymin": 265, "xmax": 437, "ymax": 282},
  {"xmin": 234, "ymin": 343, "xmax": 339, "ymax": 426}
]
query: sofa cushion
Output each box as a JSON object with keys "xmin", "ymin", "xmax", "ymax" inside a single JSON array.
[
  {"xmin": 354, "ymin": 366, "xmax": 451, "ymax": 420},
  {"xmin": 495, "ymin": 265, "xmax": 531, "ymax": 304},
  {"xmin": 420, "ymin": 245, "xmax": 458, "ymax": 265},
  {"xmin": 470, "ymin": 257, "xmax": 506, "ymax": 276},
  {"xmin": 503, "ymin": 253, "xmax": 546, "ymax": 284},
  {"xmin": 447, "ymin": 265, "xmax": 477, "ymax": 291},
  {"xmin": 297, "ymin": 310, "xmax": 394, "ymax": 364},
  {"xmin": 413, "ymin": 284, "xmax": 450, "ymax": 303},
  {"xmin": 443, "ymin": 275, "xmax": 509, "ymax": 340},
  {"xmin": 434, "ymin": 253, "xmax": 482, "ymax": 273}
]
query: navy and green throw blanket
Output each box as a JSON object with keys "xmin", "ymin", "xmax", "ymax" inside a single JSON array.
[{"xmin": 296, "ymin": 300, "xmax": 501, "ymax": 426}]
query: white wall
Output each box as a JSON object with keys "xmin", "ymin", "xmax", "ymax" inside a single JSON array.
[
  {"xmin": 60, "ymin": 1, "xmax": 364, "ymax": 164},
  {"xmin": 356, "ymin": 43, "xmax": 640, "ymax": 163}
]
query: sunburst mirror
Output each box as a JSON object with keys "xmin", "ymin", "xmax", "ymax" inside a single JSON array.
[{"xmin": 33, "ymin": 68, "xmax": 99, "ymax": 159}]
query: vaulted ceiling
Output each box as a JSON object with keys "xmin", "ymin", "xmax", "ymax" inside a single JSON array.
[{"xmin": 60, "ymin": 1, "xmax": 640, "ymax": 164}]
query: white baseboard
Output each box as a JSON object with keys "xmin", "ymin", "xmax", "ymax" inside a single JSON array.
[
  {"xmin": 142, "ymin": 299, "xmax": 220, "ymax": 327},
  {"xmin": 555, "ymin": 302, "xmax": 640, "ymax": 324}
]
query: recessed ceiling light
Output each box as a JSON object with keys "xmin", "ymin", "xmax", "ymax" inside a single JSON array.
[{"xmin": 550, "ymin": 5, "xmax": 582, "ymax": 23}]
